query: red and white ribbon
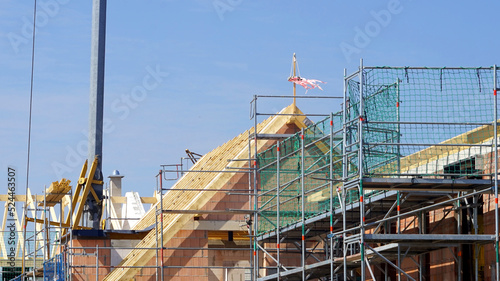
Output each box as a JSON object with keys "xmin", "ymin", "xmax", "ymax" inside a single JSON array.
[{"xmin": 288, "ymin": 77, "xmax": 326, "ymax": 92}]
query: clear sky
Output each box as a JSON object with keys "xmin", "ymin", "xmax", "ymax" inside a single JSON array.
[{"xmin": 1, "ymin": 0, "xmax": 499, "ymax": 198}]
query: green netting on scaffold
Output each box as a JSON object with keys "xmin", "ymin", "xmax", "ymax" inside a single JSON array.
[
  {"xmin": 257, "ymin": 66, "xmax": 498, "ymax": 235},
  {"xmin": 348, "ymin": 67, "xmax": 498, "ymax": 178},
  {"xmin": 257, "ymin": 114, "xmax": 344, "ymax": 235}
]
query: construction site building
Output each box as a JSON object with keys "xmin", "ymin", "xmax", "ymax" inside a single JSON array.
[{"xmin": 1, "ymin": 64, "xmax": 500, "ymax": 281}]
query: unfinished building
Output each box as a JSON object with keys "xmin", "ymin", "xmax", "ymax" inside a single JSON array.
[
  {"xmin": 254, "ymin": 65, "xmax": 499, "ymax": 281},
  {"xmin": 1, "ymin": 64, "xmax": 500, "ymax": 281}
]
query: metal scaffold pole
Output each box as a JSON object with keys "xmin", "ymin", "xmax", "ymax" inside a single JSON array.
[
  {"xmin": 301, "ymin": 128, "xmax": 306, "ymax": 281},
  {"xmin": 248, "ymin": 130, "xmax": 254, "ymax": 281},
  {"xmin": 34, "ymin": 195, "xmax": 38, "ymax": 280},
  {"xmin": 253, "ymin": 95, "xmax": 259, "ymax": 281},
  {"xmin": 396, "ymin": 79, "xmax": 402, "ymax": 281},
  {"xmin": 155, "ymin": 204, "xmax": 159, "ymax": 281},
  {"xmin": 358, "ymin": 58, "xmax": 366, "ymax": 281},
  {"xmin": 342, "ymin": 68, "xmax": 348, "ymax": 280},
  {"xmin": 474, "ymin": 194, "xmax": 479, "ymax": 281},
  {"xmin": 494, "ymin": 64, "xmax": 499, "ymax": 281},
  {"xmin": 159, "ymin": 170, "xmax": 164, "ymax": 281},
  {"xmin": 70, "ymin": 184, "xmax": 74, "ymax": 281},
  {"xmin": 43, "ymin": 188, "xmax": 47, "ymax": 277},
  {"xmin": 457, "ymin": 192, "xmax": 462, "ymax": 281},
  {"xmin": 329, "ymin": 112, "xmax": 334, "ymax": 281},
  {"xmin": 397, "ymin": 192, "xmax": 401, "ymax": 281},
  {"xmin": 276, "ymin": 141, "xmax": 281, "ymax": 280}
]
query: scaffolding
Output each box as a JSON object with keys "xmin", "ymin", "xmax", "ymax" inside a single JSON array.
[
  {"xmin": 253, "ymin": 63, "xmax": 500, "ymax": 280},
  {"xmin": 3, "ymin": 179, "xmax": 74, "ymax": 281},
  {"xmin": 95, "ymin": 103, "xmax": 317, "ymax": 281},
  {"xmin": 4, "ymin": 63, "xmax": 499, "ymax": 281},
  {"xmin": 6, "ymin": 107, "xmax": 291, "ymax": 281}
]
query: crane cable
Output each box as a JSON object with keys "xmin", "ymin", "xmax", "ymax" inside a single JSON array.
[{"xmin": 22, "ymin": 0, "xmax": 38, "ymax": 274}]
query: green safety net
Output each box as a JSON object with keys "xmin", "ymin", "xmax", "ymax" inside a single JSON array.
[
  {"xmin": 257, "ymin": 114, "xmax": 344, "ymax": 234},
  {"xmin": 358, "ymin": 67, "xmax": 497, "ymax": 178},
  {"xmin": 257, "ymin": 67, "xmax": 498, "ymax": 234}
]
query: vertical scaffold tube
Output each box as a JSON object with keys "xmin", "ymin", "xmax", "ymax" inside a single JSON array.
[
  {"xmin": 34, "ymin": 195, "xmax": 38, "ymax": 280},
  {"xmin": 396, "ymin": 80, "xmax": 401, "ymax": 176},
  {"xmin": 159, "ymin": 170, "xmax": 164, "ymax": 281},
  {"xmin": 397, "ymin": 191, "xmax": 401, "ymax": 281},
  {"xmin": 474, "ymin": 195, "xmax": 479, "ymax": 281},
  {"xmin": 396, "ymin": 79, "xmax": 402, "ymax": 281},
  {"xmin": 155, "ymin": 204, "xmax": 159, "ymax": 281},
  {"xmin": 494, "ymin": 64, "xmax": 499, "ymax": 281},
  {"xmin": 43, "ymin": 189, "xmax": 47, "ymax": 262},
  {"xmin": 329, "ymin": 112, "xmax": 334, "ymax": 281},
  {"xmin": 155, "ymin": 172, "xmax": 160, "ymax": 281},
  {"xmin": 342, "ymin": 68, "xmax": 348, "ymax": 280},
  {"xmin": 276, "ymin": 141, "xmax": 281, "ymax": 280},
  {"xmin": 301, "ymin": 128, "xmax": 306, "ymax": 281},
  {"xmin": 253, "ymin": 95, "xmax": 259, "ymax": 281},
  {"xmin": 358, "ymin": 59, "xmax": 366, "ymax": 280},
  {"xmin": 70, "ymin": 186, "xmax": 74, "ymax": 281},
  {"xmin": 457, "ymin": 194, "xmax": 462, "ymax": 281},
  {"xmin": 248, "ymin": 131, "xmax": 254, "ymax": 280}
]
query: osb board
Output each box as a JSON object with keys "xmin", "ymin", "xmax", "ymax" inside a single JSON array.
[{"xmin": 103, "ymin": 104, "xmax": 308, "ymax": 281}]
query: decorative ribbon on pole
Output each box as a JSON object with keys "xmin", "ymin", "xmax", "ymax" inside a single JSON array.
[{"xmin": 288, "ymin": 76, "xmax": 326, "ymax": 93}]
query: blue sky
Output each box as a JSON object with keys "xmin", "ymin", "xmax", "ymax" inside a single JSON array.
[{"xmin": 1, "ymin": 0, "xmax": 499, "ymax": 197}]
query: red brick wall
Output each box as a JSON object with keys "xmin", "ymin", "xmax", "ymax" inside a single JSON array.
[{"xmin": 70, "ymin": 238, "xmax": 111, "ymax": 281}]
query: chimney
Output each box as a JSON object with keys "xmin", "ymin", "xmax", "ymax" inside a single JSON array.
[{"xmin": 108, "ymin": 170, "xmax": 124, "ymax": 229}]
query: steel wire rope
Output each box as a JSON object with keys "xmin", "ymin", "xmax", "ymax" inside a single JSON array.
[{"xmin": 22, "ymin": 0, "xmax": 38, "ymax": 275}]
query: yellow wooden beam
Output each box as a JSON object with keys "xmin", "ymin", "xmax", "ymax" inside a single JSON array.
[
  {"xmin": 62, "ymin": 159, "xmax": 88, "ymax": 235},
  {"xmin": 25, "ymin": 217, "xmax": 92, "ymax": 229},
  {"xmin": 78, "ymin": 178, "xmax": 103, "ymax": 185},
  {"xmin": 89, "ymin": 184, "xmax": 101, "ymax": 204},
  {"xmin": 0, "ymin": 195, "xmax": 45, "ymax": 201},
  {"xmin": 72, "ymin": 157, "xmax": 99, "ymax": 230}
]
